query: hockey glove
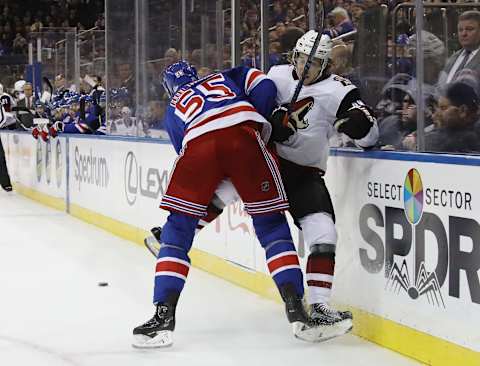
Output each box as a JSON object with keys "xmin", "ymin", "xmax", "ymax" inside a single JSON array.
[
  {"xmin": 269, "ymin": 106, "xmax": 296, "ymax": 142},
  {"xmin": 32, "ymin": 126, "xmax": 40, "ymax": 140},
  {"xmin": 334, "ymin": 104, "xmax": 375, "ymax": 140},
  {"xmin": 49, "ymin": 121, "xmax": 64, "ymax": 138},
  {"xmin": 40, "ymin": 124, "xmax": 50, "ymax": 142}
]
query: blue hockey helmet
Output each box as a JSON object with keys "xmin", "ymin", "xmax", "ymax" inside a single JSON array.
[{"xmin": 162, "ymin": 60, "xmax": 198, "ymax": 98}]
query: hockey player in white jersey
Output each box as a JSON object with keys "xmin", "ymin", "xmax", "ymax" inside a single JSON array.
[
  {"xmin": 0, "ymin": 84, "xmax": 16, "ymax": 113},
  {"xmin": 265, "ymin": 30, "xmax": 378, "ymax": 337}
]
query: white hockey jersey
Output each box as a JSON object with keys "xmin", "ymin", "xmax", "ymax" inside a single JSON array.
[
  {"xmin": 0, "ymin": 104, "xmax": 17, "ymax": 129},
  {"xmin": 110, "ymin": 117, "xmax": 146, "ymax": 137},
  {"xmin": 267, "ymin": 64, "xmax": 377, "ymax": 171}
]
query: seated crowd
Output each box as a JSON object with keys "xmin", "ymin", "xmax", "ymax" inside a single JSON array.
[
  {"xmin": 2, "ymin": 0, "xmax": 480, "ymax": 155},
  {"xmin": 0, "ymin": 0, "xmax": 104, "ymax": 56}
]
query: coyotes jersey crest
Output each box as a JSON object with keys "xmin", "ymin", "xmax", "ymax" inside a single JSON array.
[
  {"xmin": 267, "ymin": 64, "xmax": 357, "ymax": 171},
  {"xmin": 288, "ymin": 97, "xmax": 314, "ymax": 130}
]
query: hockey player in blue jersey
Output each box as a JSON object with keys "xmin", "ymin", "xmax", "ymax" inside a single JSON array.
[
  {"xmin": 32, "ymin": 92, "xmax": 106, "ymax": 140},
  {"xmin": 132, "ymin": 61, "xmax": 324, "ymax": 348}
]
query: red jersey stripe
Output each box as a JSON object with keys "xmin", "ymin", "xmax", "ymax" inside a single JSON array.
[
  {"xmin": 267, "ymin": 254, "xmax": 300, "ymax": 273},
  {"xmin": 156, "ymin": 261, "xmax": 190, "ymax": 277},
  {"xmin": 307, "ymin": 256, "xmax": 335, "ymax": 275},
  {"xmin": 307, "ymin": 280, "xmax": 332, "ymax": 289},
  {"xmin": 246, "ymin": 70, "xmax": 263, "ymax": 92}
]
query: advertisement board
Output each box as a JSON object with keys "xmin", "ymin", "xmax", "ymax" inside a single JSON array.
[
  {"xmin": 3, "ymin": 132, "xmax": 478, "ymax": 362},
  {"xmin": 328, "ymin": 153, "xmax": 480, "ymax": 352},
  {"xmin": 2, "ymin": 132, "xmax": 67, "ymax": 202}
]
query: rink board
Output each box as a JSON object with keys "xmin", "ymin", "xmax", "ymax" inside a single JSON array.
[{"xmin": 1, "ymin": 131, "xmax": 479, "ymax": 365}]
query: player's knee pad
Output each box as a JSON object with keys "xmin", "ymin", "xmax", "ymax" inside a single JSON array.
[
  {"xmin": 309, "ymin": 243, "xmax": 336, "ymax": 262},
  {"xmin": 298, "ymin": 212, "xmax": 337, "ymax": 249},
  {"xmin": 252, "ymin": 212, "xmax": 292, "ymax": 249},
  {"xmin": 160, "ymin": 212, "xmax": 200, "ymax": 252}
]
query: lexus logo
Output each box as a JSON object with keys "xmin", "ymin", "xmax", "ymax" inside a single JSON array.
[
  {"xmin": 124, "ymin": 151, "xmax": 170, "ymax": 206},
  {"xmin": 124, "ymin": 151, "xmax": 139, "ymax": 205}
]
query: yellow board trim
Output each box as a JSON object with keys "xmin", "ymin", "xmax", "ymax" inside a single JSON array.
[
  {"xmin": 17, "ymin": 188, "xmax": 480, "ymax": 366},
  {"xmin": 13, "ymin": 183, "xmax": 66, "ymax": 211}
]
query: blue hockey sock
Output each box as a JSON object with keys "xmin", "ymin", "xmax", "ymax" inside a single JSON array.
[
  {"xmin": 153, "ymin": 212, "xmax": 199, "ymax": 304},
  {"xmin": 252, "ymin": 213, "xmax": 304, "ymax": 298}
]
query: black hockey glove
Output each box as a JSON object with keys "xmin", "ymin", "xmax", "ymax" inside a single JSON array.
[
  {"xmin": 269, "ymin": 106, "xmax": 296, "ymax": 142},
  {"xmin": 334, "ymin": 104, "xmax": 375, "ymax": 140}
]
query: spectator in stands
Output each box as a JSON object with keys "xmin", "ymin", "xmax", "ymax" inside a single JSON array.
[
  {"xmin": 117, "ymin": 62, "xmax": 134, "ymax": 92},
  {"xmin": 272, "ymin": 1, "xmax": 286, "ymax": 25},
  {"xmin": 12, "ymin": 32, "xmax": 27, "ymax": 54},
  {"xmin": 350, "ymin": 2, "xmax": 365, "ymax": 28},
  {"xmin": 30, "ymin": 16, "xmax": 43, "ymax": 32},
  {"xmin": 269, "ymin": 41, "xmax": 282, "ymax": 65},
  {"xmin": 54, "ymin": 74, "xmax": 67, "ymax": 93},
  {"xmin": 331, "ymin": 41, "xmax": 363, "ymax": 91},
  {"xmin": 351, "ymin": 0, "xmax": 387, "ymax": 107},
  {"xmin": 324, "ymin": 7, "xmax": 355, "ymax": 39},
  {"xmin": 275, "ymin": 22, "xmax": 286, "ymax": 39},
  {"xmin": 277, "ymin": 26, "xmax": 304, "ymax": 65},
  {"xmin": 379, "ymin": 87, "xmax": 436, "ymax": 150},
  {"xmin": 407, "ymin": 30, "xmax": 445, "ymax": 85},
  {"xmin": 424, "ymin": 81, "xmax": 480, "ymax": 153},
  {"xmin": 16, "ymin": 82, "xmax": 35, "ymax": 128},
  {"xmin": 438, "ymin": 11, "xmax": 480, "ymax": 87},
  {"xmin": 190, "ymin": 49, "xmax": 202, "ymax": 68},
  {"xmin": 164, "ymin": 48, "xmax": 180, "ymax": 67},
  {"xmin": 243, "ymin": 8, "xmax": 258, "ymax": 38},
  {"xmin": 146, "ymin": 100, "xmax": 168, "ymax": 138}
]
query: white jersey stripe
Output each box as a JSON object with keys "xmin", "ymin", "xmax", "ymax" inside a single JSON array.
[
  {"xmin": 306, "ymin": 273, "xmax": 334, "ymax": 283},
  {"xmin": 156, "ymin": 257, "xmax": 191, "ymax": 267},
  {"xmin": 160, "ymin": 202, "xmax": 206, "ymax": 217},
  {"xmin": 255, "ymin": 132, "xmax": 287, "ymax": 200},
  {"xmin": 162, "ymin": 194, "xmax": 207, "ymax": 210},
  {"xmin": 270, "ymin": 264, "xmax": 301, "ymax": 278},
  {"xmin": 155, "ymin": 271, "xmax": 187, "ymax": 281}
]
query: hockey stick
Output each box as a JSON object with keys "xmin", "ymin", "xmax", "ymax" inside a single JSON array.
[
  {"xmin": 284, "ymin": 0, "xmax": 325, "ymax": 124},
  {"xmin": 43, "ymin": 77, "xmax": 54, "ymax": 98},
  {"xmin": 79, "ymin": 95, "xmax": 86, "ymax": 121}
]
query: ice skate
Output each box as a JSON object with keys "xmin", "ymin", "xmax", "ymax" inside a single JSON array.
[
  {"xmin": 1, "ymin": 185, "xmax": 12, "ymax": 192},
  {"xmin": 279, "ymin": 283, "xmax": 327, "ymax": 342},
  {"xmin": 132, "ymin": 298, "xmax": 177, "ymax": 348},
  {"xmin": 308, "ymin": 303, "xmax": 353, "ymax": 341}
]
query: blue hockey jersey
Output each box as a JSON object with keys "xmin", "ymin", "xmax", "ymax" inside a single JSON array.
[{"xmin": 163, "ymin": 66, "xmax": 277, "ymax": 154}]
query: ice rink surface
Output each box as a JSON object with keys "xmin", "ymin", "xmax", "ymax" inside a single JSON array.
[{"xmin": 0, "ymin": 191, "xmax": 420, "ymax": 366}]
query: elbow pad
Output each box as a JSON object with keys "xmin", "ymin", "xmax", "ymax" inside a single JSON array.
[{"xmin": 334, "ymin": 104, "xmax": 376, "ymax": 140}]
